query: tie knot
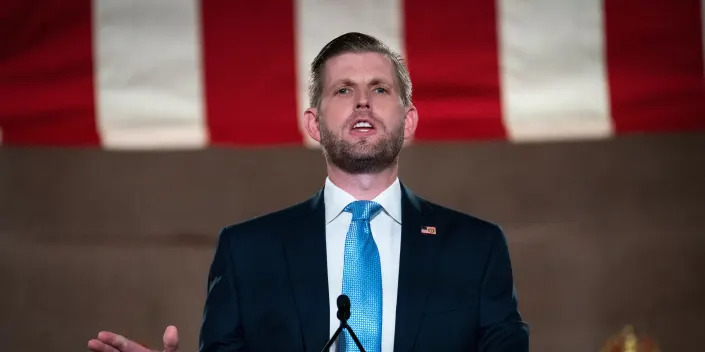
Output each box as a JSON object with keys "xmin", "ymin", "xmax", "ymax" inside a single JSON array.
[{"xmin": 344, "ymin": 200, "xmax": 383, "ymax": 221}]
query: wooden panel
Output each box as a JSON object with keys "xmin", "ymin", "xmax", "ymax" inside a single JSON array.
[{"xmin": 1, "ymin": 133, "xmax": 704, "ymax": 351}]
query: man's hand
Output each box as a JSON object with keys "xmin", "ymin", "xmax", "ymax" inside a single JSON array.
[{"xmin": 87, "ymin": 325, "xmax": 179, "ymax": 352}]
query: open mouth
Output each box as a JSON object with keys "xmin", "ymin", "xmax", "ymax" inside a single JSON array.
[
  {"xmin": 349, "ymin": 118, "xmax": 377, "ymax": 136},
  {"xmin": 353, "ymin": 120, "xmax": 373, "ymax": 132}
]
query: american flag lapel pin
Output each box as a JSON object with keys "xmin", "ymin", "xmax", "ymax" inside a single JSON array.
[{"xmin": 420, "ymin": 226, "xmax": 437, "ymax": 235}]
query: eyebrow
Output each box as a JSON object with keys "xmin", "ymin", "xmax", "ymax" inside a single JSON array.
[
  {"xmin": 331, "ymin": 78, "xmax": 393, "ymax": 87},
  {"xmin": 368, "ymin": 78, "xmax": 392, "ymax": 86}
]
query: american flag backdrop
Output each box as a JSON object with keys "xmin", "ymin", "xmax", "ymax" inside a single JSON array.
[{"xmin": 1, "ymin": 0, "xmax": 704, "ymax": 149}]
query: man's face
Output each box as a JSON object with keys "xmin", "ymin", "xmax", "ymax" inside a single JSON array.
[{"xmin": 306, "ymin": 52, "xmax": 417, "ymax": 174}]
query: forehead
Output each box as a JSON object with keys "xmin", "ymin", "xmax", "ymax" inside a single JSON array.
[{"xmin": 323, "ymin": 52, "xmax": 395, "ymax": 85}]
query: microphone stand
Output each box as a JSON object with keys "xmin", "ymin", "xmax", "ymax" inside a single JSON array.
[
  {"xmin": 321, "ymin": 295, "xmax": 366, "ymax": 352},
  {"xmin": 320, "ymin": 321, "xmax": 366, "ymax": 352}
]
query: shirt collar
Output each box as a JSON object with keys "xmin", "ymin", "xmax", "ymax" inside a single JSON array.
[{"xmin": 323, "ymin": 177, "xmax": 402, "ymax": 225}]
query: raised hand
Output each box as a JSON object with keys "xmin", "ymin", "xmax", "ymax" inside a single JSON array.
[{"xmin": 88, "ymin": 325, "xmax": 179, "ymax": 352}]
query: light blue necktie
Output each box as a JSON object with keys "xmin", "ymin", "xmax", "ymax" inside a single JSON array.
[{"xmin": 339, "ymin": 200, "xmax": 383, "ymax": 352}]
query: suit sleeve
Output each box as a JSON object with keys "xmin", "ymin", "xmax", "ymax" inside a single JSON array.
[
  {"xmin": 199, "ymin": 228, "xmax": 246, "ymax": 352},
  {"xmin": 477, "ymin": 226, "xmax": 530, "ymax": 352}
]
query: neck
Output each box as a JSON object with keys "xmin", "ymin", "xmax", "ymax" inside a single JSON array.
[{"xmin": 326, "ymin": 162, "xmax": 399, "ymax": 200}]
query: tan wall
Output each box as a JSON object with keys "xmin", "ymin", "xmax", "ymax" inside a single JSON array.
[{"xmin": 1, "ymin": 132, "xmax": 704, "ymax": 351}]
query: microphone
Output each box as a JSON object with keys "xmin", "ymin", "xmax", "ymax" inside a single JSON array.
[
  {"xmin": 320, "ymin": 294, "xmax": 366, "ymax": 352},
  {"xmin": 336, "ymin": 294, "xmax": 350, "ymax": 321}
]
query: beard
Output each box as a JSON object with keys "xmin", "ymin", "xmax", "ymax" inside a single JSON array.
[{"xmin": 318, "ymin": 113, "xmax": 405, "ymax": 174}]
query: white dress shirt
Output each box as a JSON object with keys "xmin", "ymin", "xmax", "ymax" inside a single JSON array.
[{"xmin": 324, "ymin": 177, "xmax": 402, "ymax": 352}]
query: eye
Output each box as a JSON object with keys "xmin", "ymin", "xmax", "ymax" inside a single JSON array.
[
  {"xmin": 373, "ymin": 87, "xmax": 389, "ymax": 94},
  {"xmin": 336, "ymin": 87, "xmax": 351, "ymax": 95}
]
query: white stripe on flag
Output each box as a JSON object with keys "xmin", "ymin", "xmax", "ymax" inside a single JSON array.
[
  {"xmin": 295, "ymin": 0, "xmax": 404, "ymax": 146},
  {"xmin": 93, "ymin": 0, "xmax": 207, "ymax": 149},
  {"xmin": 498, "ymin": 0, "xmax": 613, "ymax": 142}
]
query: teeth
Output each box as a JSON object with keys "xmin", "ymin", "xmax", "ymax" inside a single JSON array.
[{"xmin": 353, "ymin": 122, "xmax": 372, "ymax": 128}]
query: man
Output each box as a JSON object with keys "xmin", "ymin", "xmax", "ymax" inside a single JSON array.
[{"xmin": 88, "ymin": 32, "xmax": 529, "ymax": 352}]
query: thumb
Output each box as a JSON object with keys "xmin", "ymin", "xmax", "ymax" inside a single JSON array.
[{"xmin": 162, "ymin": 325, "xmax": 179, "ymax": 352}]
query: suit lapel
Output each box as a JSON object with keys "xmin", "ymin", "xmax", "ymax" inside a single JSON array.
[
  {"xmin": 394, "ymin": 185, "xmax": 444, "ymax": 352},
  {"xmin": 281, "ymin": 190, "xmax": 330, "ymax": 352}
]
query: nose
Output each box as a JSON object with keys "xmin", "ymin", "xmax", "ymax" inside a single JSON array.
[{"xmin": 355, "ymin": 91, "xmax": 370, "ymax": 110}]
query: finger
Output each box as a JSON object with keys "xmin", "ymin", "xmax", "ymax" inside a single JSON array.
[
  {"xmin": 97, "ymin": 331, "xmax": 150, "ymax": 352},
  {"xmin": 88, "ymin": 339, "xmax": 120, "ymax": 352},
  {"xmin": 163, "ymin": 325, "xmax": 179, "ymax": 352}
]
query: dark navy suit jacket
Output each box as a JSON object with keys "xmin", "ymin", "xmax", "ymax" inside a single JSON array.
[{"xmin": 199, "ymin": 185, "xmax": 529, "ymax": 351}]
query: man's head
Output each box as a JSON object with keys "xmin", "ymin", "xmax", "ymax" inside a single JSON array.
[
  {"xmin": 308, "ymin": 32, "xmax": 413, "ymax": 110},
  {"xmin": 304, "ymin": 32, "xmax": 418, "ymax": 174}
]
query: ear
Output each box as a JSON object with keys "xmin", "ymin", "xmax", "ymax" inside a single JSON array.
[
  {"xmin": 403, "ymin": 104, "xmax": 418, "ymax": 142},
  {"xmin": 304, "ymin": 107, "xmax": 321, "ymax": 143}
]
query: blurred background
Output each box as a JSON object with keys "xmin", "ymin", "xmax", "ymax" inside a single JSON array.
[{"xmin": 1, "ymin": 1, "xmax": 704, "ymax": 351}]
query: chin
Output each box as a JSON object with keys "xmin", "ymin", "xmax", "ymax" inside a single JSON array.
[
  {"xmin": 351, "ymin": 141, "xmax": 377, "ymax": 151},
  {"xmin": 353, "ymin": 136, "xmax": 380, "ymax": 146}
]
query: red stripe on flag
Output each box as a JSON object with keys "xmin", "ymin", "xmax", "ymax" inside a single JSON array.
[
  {"xmin": 605, "ymin": 1, "xmax": 705, "ymax": 134},
  {"xmin": 404, "ymin": 0, "xmax": 506, "ymax": 141},
  {"xmin": 201, "ymin": 2, "xmax": 301, "ymax": 146},
  {"xmin": 0, "ymin": 1, "xmax": 99, "ymax": 146}
]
